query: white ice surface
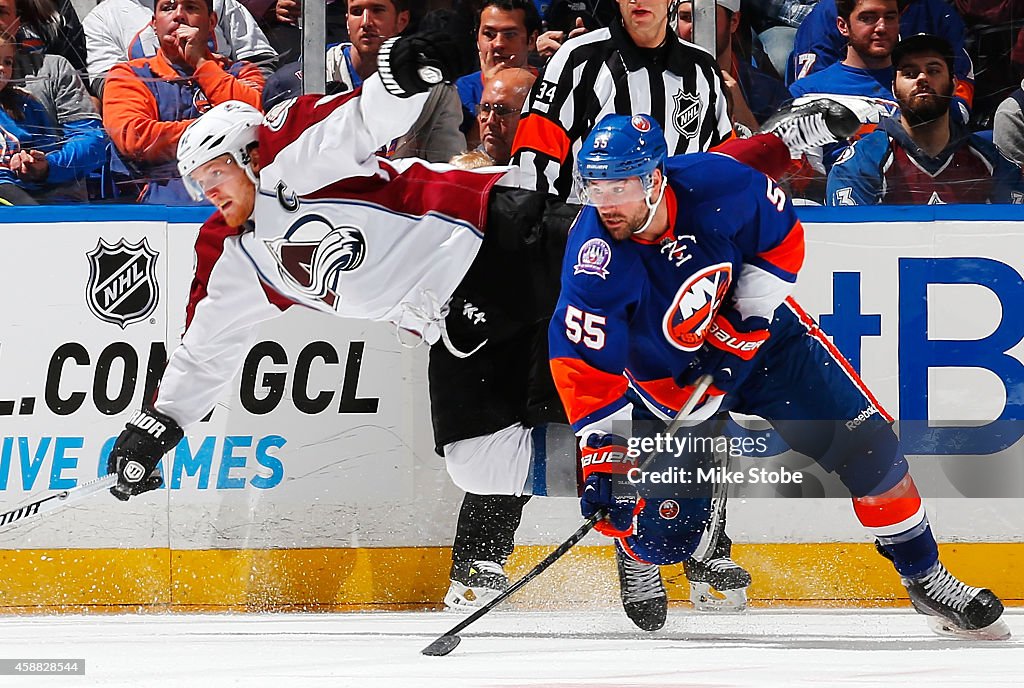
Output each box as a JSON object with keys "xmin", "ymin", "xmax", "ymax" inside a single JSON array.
[{"xmin": 4, "ymin": 609, "xmax": 1022, "ymax": 687}]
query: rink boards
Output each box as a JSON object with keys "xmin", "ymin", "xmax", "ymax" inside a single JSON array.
[{"xmin": 0, "ymin": 204, "xmax": 1022, "ymax": 609}]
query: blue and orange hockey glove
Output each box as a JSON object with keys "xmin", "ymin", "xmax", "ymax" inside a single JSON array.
[
  {"xmin": 680, "ymin": 309, "xmax": 771, "ymax": 395},
  {"xmin": 580, "ymin": 434, "xmax": 644, "ymax": 537}
]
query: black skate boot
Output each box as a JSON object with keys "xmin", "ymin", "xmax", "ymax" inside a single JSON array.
[
  {"xmin": 903, "ymin": 562, "xmax": 1010, "ymax": 640},
  {"xmin": 616, "ymin": 546, "xmax": 667, "ymax": 631},
  {"xmin": 683, "ymin": 534, "xmax": 751, "ymax": 612},
  {"xmin": 762, "ymin": 94, "xmax": 886, "ymax": 155},
  {"xmin": 444, "ymin": 493, "xmax": 528, "ymax": 611},
  {"xmin": 444, "ymin": 559, "xmax": 509, "ymax": 611}
]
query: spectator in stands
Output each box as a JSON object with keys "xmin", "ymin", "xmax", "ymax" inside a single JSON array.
[
  {"xmin": 12, "ymin": 0, "xmax": 88, "ymax": 74},
  {"xmin": 264, "ymin": 0, "xmax": 468, "ymax": 160},
  {"xmin": 675, "ymin": 0, "xmax": 789, "ymax": 132},
  {"xmin": 450, "ymin": 65, "xmax": 535, "ymax": 167},
  {"xmin": 454, "ymin": 0, "xmax": 540, "ymax": 141},
  {"xmin": 264, "ymin": 0, "xmax": 465, "ymax": 162},
  {"xmin": 325, "ymin": 0, "xmax": 410, "ymax": 89},
  {"xmin": 0, "ymin": 33, "xmax": 102, "ymax": 203},
  {"xmin": 0, "ymin": 0, "xmax": 107, "ymax": 201},
  {"xmin": 827, "ymin": 34, "xmax": 1024, "ymax": 205},
  {"xmin": 788, "ymin": 0, "xmax": 899, "ymax": 104},
  {"xmin": 84, "ymin": 0, "xmax": 276, "ymax": 96},
  {"xmin": 994, "ymin": 80, "xmax": 1024, "ymax": 168},
  {"xmin": 742, "ymin": 0, "xmax": 818, "ymax": 78},
  {"xmin": 102, "ymin": 0, "xmax": 264, "ymax": 204},
  {"xmin": 788, "ymin": 0, "xmax": 974, "ymax": 117}
]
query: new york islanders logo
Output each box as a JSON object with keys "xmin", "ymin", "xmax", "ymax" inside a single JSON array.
[
  {"xmin": 266, "ymin": 214, "xmax": 366, "ymax": 309},
  {"xmin": 631, "ymin": 114, "xmax": 652, "ymax": 132},
  {"xmin": 663, "ymin": 263, "xmax": 732, "ymax": 350},
  {"xmin": 659, "ymin": 500, "xmax": 680, "ymax": 520}
]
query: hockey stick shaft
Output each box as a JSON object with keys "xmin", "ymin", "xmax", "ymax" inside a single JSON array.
[
  {"xmin": 0, "ymin": 474, "xmax": 117, "ymax": 532},
  {"xmin": 422, "ymin": 375, "xmax": 713, "ymax": 655}
]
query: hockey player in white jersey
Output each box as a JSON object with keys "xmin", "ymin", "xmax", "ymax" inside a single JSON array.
[{"xmin": 104, "ymin": 32, "xmax": 577, "ymax": 500}]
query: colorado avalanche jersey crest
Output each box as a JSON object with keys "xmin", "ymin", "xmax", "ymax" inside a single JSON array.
[
  {"xmin": 241, "ymin": 83, "xmax": 508, "ymax": 332},
  {"xmin": 265, "ymin": 216, "xmax": 367, "ymax": 308}
]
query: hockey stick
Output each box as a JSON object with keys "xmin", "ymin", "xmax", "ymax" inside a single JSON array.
[
  {"xmin": 688, "ymin": 413, "xmax": 731, "ymax": 563},
  {"xmin": 0, "ymin": 474, "xmax": 117, "ymax": 533},
  {"xmin": 422, "ymin": 375, "xmax": 714, "ymax": 657}
]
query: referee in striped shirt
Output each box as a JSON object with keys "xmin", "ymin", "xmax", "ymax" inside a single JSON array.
[{"xmin": 511, "ymin": 0, "xmax": 734, "ymax": 199}]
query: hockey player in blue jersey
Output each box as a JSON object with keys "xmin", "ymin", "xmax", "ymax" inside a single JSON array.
[{"xmin": 548, "ymin": 112, "xmax": 1010, "ymax": 640}]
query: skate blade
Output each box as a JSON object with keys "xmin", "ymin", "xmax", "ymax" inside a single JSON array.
[
  {"xmin": 443, "ymin": 581, "xmax": 503, "ymax": 613},
  {"xmin": 689, "ymin": 582, "xmax": 748, "ymax": 612},
  {"xmin": 926, "ymin": 615, "xmax": 1012, "ymax": 641}
]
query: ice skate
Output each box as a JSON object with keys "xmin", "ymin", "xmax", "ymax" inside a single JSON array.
[
  {"xmin": 444, "ymin": 560, "xmax": 508, "ymax": 612},
  {"xmin": 903, "ymin": 562, "xmax": 1010, "ymax": 640},
  {"xmin": 762, "ymin": 94, "xmax": 891, "ymax": 155},
  {"xmin": 684, "ymin": 535, "xmax": 751, "ymax": 612},
  {"xmin": 616, "ymin": 546, "xmax": 667, "ymax": 631}
]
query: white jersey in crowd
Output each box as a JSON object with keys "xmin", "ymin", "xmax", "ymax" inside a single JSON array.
[{"xmin": 154, "ymin": 75, "xmax": 510, "ymax": 428}]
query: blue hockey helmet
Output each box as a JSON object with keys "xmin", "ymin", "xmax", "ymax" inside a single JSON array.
[
  {"xmin": 576, "ymin": 113, "xmax": 668, "ymax": 184},
  {"xmin": 576, "ymin": 114, "xmax": 669, "ymax": 233}
]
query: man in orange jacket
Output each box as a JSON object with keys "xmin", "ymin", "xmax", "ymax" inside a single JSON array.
[{"xmin": 103, "ymin": 0, "xmax": 264, "ymax": 204}]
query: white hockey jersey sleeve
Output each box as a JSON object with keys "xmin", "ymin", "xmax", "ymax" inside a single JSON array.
[
  {"xmin": 258, "ymin": 74, "xmax": 432, "ymax": 196},
  {"xmin": 154, "ymin": 220, "xmax": 291, "ymax": 429}
]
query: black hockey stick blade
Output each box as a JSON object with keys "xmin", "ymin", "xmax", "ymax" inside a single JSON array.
[
  {"xmin": 420, "ymin": 376, "xmax": 713, "ymax": 656},
  {"xmin": 421, "ymin": 633, "xmax": 461, "ymax": 657},
  {"xmin": 421, "ymin": 511, "xmax": 602, "ymax": 656}
]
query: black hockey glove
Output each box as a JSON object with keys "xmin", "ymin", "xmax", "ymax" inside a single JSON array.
[
  {"xmin": 107, "ymin": 408, "xmax": 184, "ymax": 502},
  {"xmin": 679, "ymin": 309, "xmax": 771, "ymax": 395},
  {"xmin": 377, "ymin": 31, "xmax": 460, "ymax": 98}
]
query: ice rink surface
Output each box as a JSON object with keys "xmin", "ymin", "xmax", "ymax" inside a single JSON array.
[{"xmin": 3, "ymin": 608, "xmax": 1022, "ymax": 687}]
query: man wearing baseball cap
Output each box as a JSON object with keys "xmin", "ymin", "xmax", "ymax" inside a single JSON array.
[{"xmin": 827, "ymin": 34, "xmax": 1024, "ymax": 205}]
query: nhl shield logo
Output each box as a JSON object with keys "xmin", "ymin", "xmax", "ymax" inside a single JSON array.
[
  {"xmin": 672, "ymin": 90, "xmax": 701, "ymax": 140},
  {"xmin": 86, "ymin": 238, "xmax": 159, "ymax": 328}
]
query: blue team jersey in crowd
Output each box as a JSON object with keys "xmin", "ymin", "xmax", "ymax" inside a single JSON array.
[
  {"xmin": 787, "ymin": 0, "xmax": 974, "ymax": 113},
  {"xmin": 788, "ymin": 62, "xmax": 897, "ymax": 104},
  {"xmin": 826, "ymin": 116, "xmax": 1024, "ymax": 205},
  {"xmin": 0, "ymin": 92, "xmax": 64, "ymax": 192},
  {"xmin": 549, "ymin": 153, "xmax": 804, "ymax": 435},
  {"xmin": 455, "ymin": 71, "xmax": 484, "ymax": 134}
]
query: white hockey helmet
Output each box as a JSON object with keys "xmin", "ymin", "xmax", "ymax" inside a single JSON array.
[{"xmin": 177, "ymin": 100, "xmax": 264, "ymax": 201}]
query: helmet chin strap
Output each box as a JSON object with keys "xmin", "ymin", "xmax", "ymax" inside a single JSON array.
[{"xmin": 632, "ymin": 174, "xmax": 667, "ymax": 235}]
